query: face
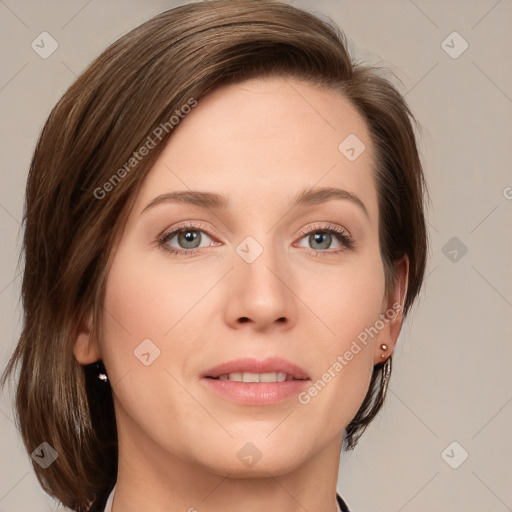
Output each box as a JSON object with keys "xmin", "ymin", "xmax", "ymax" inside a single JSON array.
[{"xmin": 75, "ymin": 76, "xmax": 407, "ymax": 479}]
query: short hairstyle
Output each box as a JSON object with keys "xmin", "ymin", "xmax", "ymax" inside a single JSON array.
[{"xmin": 1, "ymin": 1, "xmax": 429, "ymax": 510}]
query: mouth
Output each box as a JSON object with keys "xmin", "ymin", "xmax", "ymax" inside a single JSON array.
[
  {"xmin": 200, "ymin": 357, "xmax": 311, "ymax": 405},
  {"xmin": 209, "ymin": 372, "xmax": 305, "ymax": 382},
  {"xmin": 203, "ymin": 356, "xmax": 310, "ymax": 381}
]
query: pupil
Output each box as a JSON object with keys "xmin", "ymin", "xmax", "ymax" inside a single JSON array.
[
  {"xmin": 180, "ymin": 230, "xmax": 199, "ymax": 248},
  {"xmin": 312, "ymin": 232, "xmax": 331, "ymax": 249}
]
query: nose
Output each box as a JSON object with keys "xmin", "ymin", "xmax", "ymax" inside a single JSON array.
[{"xmin": 223, "ymin": 236, "xmax": 298, "ymax": 333}]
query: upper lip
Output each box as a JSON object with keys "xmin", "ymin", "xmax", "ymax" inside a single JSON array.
[{"xmin": 202, "ymin": 357, "xmax": 310, "ymax": 380}]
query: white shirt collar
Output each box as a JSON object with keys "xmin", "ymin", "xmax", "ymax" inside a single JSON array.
[{"xmin": 103, "ymin": 484, "xmax": 115, "ymax": 512}]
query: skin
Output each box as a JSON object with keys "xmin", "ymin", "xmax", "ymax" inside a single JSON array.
[{"xmin": 74, "ymin": 76, "xmax": 408, "ymax": 512}]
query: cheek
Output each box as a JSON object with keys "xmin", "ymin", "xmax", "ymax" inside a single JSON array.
[
  {"xmin": 99, "ymin": 244, "xmax": 218, "ymax": 388},
  {"xmin": 295, "ymin": 253, "xmax": 385, "ymax": 422},
  {"xmin": 306, "ymin": 250, "xmax": 386, "ymax": 353},
  {"xmin": 99, "ymin": 251, "xmax": 205, "ymax": 434},
  {"xmin": 99, "ymin": 248, "xmax": 179, "ymax": 380},
  {"xmin": 102, "ymin": 246, "xmax": 207, "ymax": 343}
]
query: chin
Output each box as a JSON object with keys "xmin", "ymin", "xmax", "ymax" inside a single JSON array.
[
  {"xmin": 205, "ymin": 453, "xmax": 306, "ymax": 479},
  {"xmin": 191, "ymin": 437, "xmax": 311, "ymax": 478}
]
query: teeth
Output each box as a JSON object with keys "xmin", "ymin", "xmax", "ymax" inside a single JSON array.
[
  {"xmin": 260, "ymin": 372, "xmax": 277, "ymax": 382},
  {"xmin": 216, "ymin": 372, "xmax": 293, "ymax": 382},
  {"xmin": 243, "ymin": 372, "xmax": 260, "ymax": 383}
]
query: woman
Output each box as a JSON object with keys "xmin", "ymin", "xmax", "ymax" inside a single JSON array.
[{"xmin": 1, "ymin": 1, "xmax": 429, "ymax": 511}]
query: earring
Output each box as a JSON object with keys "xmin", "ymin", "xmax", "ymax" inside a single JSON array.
[
  {"xmin": 95, "ymin": 360, "xmax": 108, "ymax": 382},
  {"xmin": 381, "ymin": 356, "xmax": 391, "ymax": 397},
  {"xmin": 379, "ymin": 343, "xmax": 388, "ymax": 359}
]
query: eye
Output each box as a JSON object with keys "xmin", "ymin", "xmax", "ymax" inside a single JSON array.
[
  {"xmin": 156, "ymin": 222, "xmax": 354, "ymax": 257},
  {"xmin": 157, "ymin": 223, "xmax": 218, "ymax": 255},
  {"xmin": 294, "ymin": 223, "xmax": 354, "ymax": 254}
]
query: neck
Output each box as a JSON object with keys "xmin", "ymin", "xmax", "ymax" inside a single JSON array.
[{"xmin": 111, "ymin": 410, "xmax": 343, "ymax": 512}]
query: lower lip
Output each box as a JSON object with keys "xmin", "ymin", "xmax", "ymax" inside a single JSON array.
[{"xmin": 200, "ymin": 378, "xmax": 310, "ymax": 405}]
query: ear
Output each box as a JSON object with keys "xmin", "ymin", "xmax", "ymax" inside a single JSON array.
[
  {"xmin": 73, "ymin": 311, "xmax": 102, "ymax": 365},
  {"xmin": 373, "ymin": 254, "xmax": 409, "ymax": 365}
]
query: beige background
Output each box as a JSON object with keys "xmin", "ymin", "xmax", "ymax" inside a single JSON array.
[{"xmin": 1, "ymin": 0, "xmax": 511, "ymax": 510}]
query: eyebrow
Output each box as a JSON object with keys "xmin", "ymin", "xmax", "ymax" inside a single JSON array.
[{"xmin": 140, "ymin": 186, "xmax": 369, "ymax": 219}]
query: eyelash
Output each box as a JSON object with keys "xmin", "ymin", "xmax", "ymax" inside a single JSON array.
[{"xmin": 156, "ymin": 221, "xmax": 355, "ymax": 256}]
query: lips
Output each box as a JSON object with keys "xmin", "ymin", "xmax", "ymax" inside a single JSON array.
[
  {"xmin": 202, "ymin": 357, "xmax": 310, "ymax": 381},
  {"xmin": 200, "ymin": 357, "xmax": 311, "ymax": 405}
]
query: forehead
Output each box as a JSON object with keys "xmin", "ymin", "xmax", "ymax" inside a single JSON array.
[{"xmin": 132, "ymin": 76, "xmax": 378, "ymax": 224}]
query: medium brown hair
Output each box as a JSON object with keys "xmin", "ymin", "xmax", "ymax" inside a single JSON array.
[{"xmin": 1, "ymin": 1, "xmax": 429, "ymax": 510}]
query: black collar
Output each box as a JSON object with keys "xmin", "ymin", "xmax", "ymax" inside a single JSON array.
[{"xmin": 336, "ymin": 493, "xmax": 351, "ymax": 512}]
